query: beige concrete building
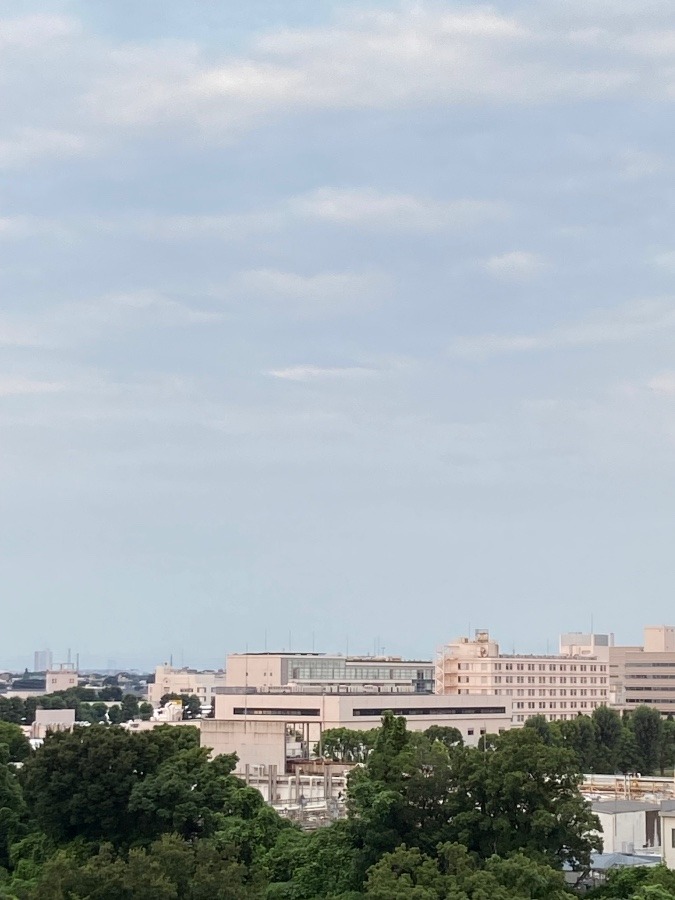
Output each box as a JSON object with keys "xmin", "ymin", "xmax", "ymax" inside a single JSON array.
[
  {"xmin": 46, "ymin": 666, "xmax": 78, "ymax": 693},
  {"xmin": 201, "ymin": 719, "xmax": 288, "ymax": 773},
  {"xmin": 610, "ymin": 626, "xmax": 675, "ymax": 714},
  {"xmin": 31, "ymin": 708, "xmax": 76, "ymax": 740},
  {"xmin": 436, "ymin": 630, "xmax": 610, "ymax": 723},
  {"xmin": 225, "ymin": 652, "xmax": 434, "ymax": 694},
  {"xmin": 148, "ymin": 664, "xmax": 226, "ymax": 707},
  {"xmin": 213, "ymin": 688, "xmax": 512, "ymax": 752}
]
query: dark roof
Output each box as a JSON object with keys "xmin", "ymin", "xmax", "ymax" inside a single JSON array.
[{"xmin": 592, "ymin": 800, "xmax": 659, "ymax": 813}]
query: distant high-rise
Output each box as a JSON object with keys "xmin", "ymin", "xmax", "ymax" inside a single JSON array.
[{"xmin": 33, "ymin": 649, "xmax": 53, "ymax": 672}]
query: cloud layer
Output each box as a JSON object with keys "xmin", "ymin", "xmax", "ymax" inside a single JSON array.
[{"xmin": 1, "ymin": 0, "xmax": 675, "ymax": 667}]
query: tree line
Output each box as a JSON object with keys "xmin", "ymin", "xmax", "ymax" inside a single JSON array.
[
  {"xmin": 522, "ymin": 705, "xmax": 675, "ymax": 776},
  {"xmin": 0, "ymin": 711, "xmax": 674, "ymax": 898},
  {"xmin": 319, "ymin": 705, "xmax": 675, "ymax": 777},
  {"xmin": 0, "ymin": 689, "xmax": 209, "ymax": 727}
]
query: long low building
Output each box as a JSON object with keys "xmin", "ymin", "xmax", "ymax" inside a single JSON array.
[{"xmin": 203, "ymin": 689, "xmax": 512, "ymax": 773}]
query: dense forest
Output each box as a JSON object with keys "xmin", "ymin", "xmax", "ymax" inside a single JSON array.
[{"xmin": 0, "ymin": 708, "xmax": 674, "ymax": 898}]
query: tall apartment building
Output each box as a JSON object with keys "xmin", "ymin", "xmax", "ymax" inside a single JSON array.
[
  {"xmin": 33, "ymin": 649, "xmax": 53, "ymax": 672},
  {"xmin": 148, "ymin": 665, "xmax": 226, "ymax": 707},
  {"xmin": 610, "ymin": 626, "xmax": 675, "ymax": 713},
  {"xmin": 436, "ymin": 630, "xmax": 610, "ymax": 723},
  {"xmin": 225, "ymin": 652, "xmax": 434, "ymax": 694}
]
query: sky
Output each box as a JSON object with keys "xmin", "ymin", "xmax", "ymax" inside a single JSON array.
[{"xmin": 1, "ymin": 0, "xmax": 675, "ymax": 671}]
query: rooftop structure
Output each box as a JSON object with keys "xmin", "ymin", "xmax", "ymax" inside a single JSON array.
[{"xmin": 225, "ymin": 652, "xmax": 434, "ymax": 694}]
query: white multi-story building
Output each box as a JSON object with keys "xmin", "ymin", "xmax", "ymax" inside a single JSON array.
[
  {"xmin": 148, "ymin": 664, "xmax": 226, "ymax": 707},
  {"xmin": 436, "ymin": 630, "xmax": 610, "ymax": 723}
]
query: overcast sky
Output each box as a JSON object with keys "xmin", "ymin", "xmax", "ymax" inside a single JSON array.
[{"xmin": 2, "ymin": 0, "xmax": 675, "ymax": 670}]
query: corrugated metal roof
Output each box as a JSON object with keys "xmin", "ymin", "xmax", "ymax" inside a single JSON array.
[{"xmin": 590, "ymin": 853, "xmax": 661, "ymax": 871}]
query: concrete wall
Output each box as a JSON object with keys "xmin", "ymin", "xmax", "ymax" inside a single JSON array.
[
  {"xmin": 663, "ymin": 811, "xmax": 675, "ymax": 868},
  {"xmin": 46, "ymin": 670, "xmax": 78, "ymax": 692},
  {"xmin": 214, "ymin": 691, "xmax": 513, "ymax": 747},
  {"xmin": 31, "ymin": 708, "xmax": 75, "ymax": 739},
  {"xmin": 596, "ymin": 809, "xmax": 651, "ymax": 854},
  {"xmin": 645, "ymin": 626, "xmax": 675, "ymax": 653},
  {"xmin": 225, "ymin": 655, "xmax": 284, "ymax": 690},
  {"xmin": 200, "ymin": 719, "xmax": 287, "ymax": 773}
]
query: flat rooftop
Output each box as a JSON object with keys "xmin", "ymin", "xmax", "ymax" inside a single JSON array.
[{"xmin": 227, "ymin": 652, "xmax": 432, "ymax": 663}]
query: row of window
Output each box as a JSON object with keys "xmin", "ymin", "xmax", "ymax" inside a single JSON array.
[
  {"xmin": 458, "ymin": 662, "xmax": 606, "ymax": 673},
  {"xmin": 352, "ymin": 706, "xmax": 506, "ymax": 717},
  {"xmin": 493, "ymin": 688, "xmax": 607, "ymax": 697},
  {"xmin": 232, "ymin": 705, "xmax": 508, "ymax": 718},
  {"xmin": 514, "ymin": 713, "xmax": 586, "ymax": 722},
  {"xmin": 514, "ymin": 700, "xmax": 600, "ymax": 710}
]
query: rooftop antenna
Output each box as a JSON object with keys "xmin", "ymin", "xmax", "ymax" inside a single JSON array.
[
  {"xmin": 244, "ymin": 643, "xmax": 248, "ymax": 731},
  {"xmin": 312, "ymin": 631, "xmax": 315, "ymax": 653},
  {"xmin": 264, "ymin": 628, "xmax": 267, "ymax": 652}
]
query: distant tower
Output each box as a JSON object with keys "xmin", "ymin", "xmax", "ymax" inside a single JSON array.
[{"xmin": 33, "ymin": 649, "xmax": 53, "ymax": 672}]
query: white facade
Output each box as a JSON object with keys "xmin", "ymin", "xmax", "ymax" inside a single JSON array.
[
  {"xmin": 592, "ymin": 801, "xmax": 660, "ymax": 854},
  {"xmin": 661, "ymin": 803, "xmax": 675, "ymax": 869},
  {"xmin": 436, "ymin": 630, "xmax": 609, "ymax": 723}
]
